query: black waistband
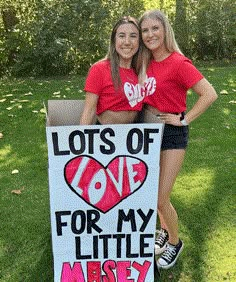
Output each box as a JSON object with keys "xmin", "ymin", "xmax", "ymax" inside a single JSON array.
[
  {"xmin": 173, "ymin": 112, "xmax": 185, "ymax": 116},
  {"xmin": 157, "ymin": 112, "xmax": 185, "ymax": 117}
]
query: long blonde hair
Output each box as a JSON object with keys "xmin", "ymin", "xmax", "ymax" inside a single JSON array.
[{"xmin": 137, "ymin": 10, "xmax": 183, "ymax": 83}]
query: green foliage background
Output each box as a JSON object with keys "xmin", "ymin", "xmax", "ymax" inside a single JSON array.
[{"xmin": 0, "ymin": 0, "xmax": 235, "ymax": 77}]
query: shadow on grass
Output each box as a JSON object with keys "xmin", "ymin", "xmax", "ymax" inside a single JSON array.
[
  {"xmin": 158, "ymin": 127, "xmax": 235, "ymax": 281},
  {"xmin": 26, "ymin": 236, "xmax": 54, "ymax": 282},
  {"xmin": 175, "ymin": 171, "xmax": 234, "ymax": 281},
  {"xmin": 156, "ymin": 116, "xmax": 235, "ymax": 281}
]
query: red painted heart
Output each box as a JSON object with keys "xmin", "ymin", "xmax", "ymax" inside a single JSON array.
[{"xmin": 64, "ymin": 155, "xmax": 148, "ymax": 213}]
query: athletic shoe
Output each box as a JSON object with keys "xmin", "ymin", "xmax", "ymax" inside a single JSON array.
[
  {"xmin": 155, "ymin": 228, "xmax": 169, "ymax": 255},
  {"xmin": 156, "ymin": 239, "xmax": 184, "ymax": 269}
]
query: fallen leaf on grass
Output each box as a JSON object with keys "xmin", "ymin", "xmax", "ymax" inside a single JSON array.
[
  {"xmin": 0, "ymin": 99, "xmax": 6, "ymax": 103},
  {"xmin": 11, "ymin": 187, "xmax": 25, "ymax": 195},
  {"xmin": 220, "ymin": 90, "xmax": 229, "ymax": 95},
  {"xmin": 0, "ymin": 132, "xmax": 3, "ymax": 138},
  {"xmin": 18, "ymin": 99, "xmax": 30, "ymax": 103},
  {"xmin": 11, "ymin": 169, "xmax": 19, "ymax": 174},
  {"xmin": 24, "ymin": 92, "xmax": 33, "ymax": 96},
  {"xmin": 11, "ymin": 189, "xmax": 22, "ymax": 195},
  {"xmin": 40, "ymin": 108, "xmax": 46, "ymax": 114},
  {"xmin": 53, "ymin": 91, "xmax": 61, "ymax": 95},
  {"xmin": 229, "ymin": 100, "xmax": 236, "ymax": 104}
]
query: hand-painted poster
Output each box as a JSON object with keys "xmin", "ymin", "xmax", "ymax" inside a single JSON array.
[{"xmin": 46, "ymin": 123, "xmax": 163, "ymax": 282}]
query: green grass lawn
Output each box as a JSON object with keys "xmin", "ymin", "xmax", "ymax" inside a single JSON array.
[{"xmin": 0, "ymin": 66, "xmax": 235, "ymax": 282}]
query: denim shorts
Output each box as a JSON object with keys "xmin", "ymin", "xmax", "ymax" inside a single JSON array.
[{"xmin": 161, "ymin": 123, "xmax": 189, "ymax": 150}]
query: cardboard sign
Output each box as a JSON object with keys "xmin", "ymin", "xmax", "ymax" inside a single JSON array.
[{"xmin": 46, "ymin": 100, "xmax": 163, "ymax": 282}]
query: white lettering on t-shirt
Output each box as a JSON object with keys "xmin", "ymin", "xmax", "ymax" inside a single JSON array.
[
  {"xmin": 124, "ymin": 77, "xmax": 156, "ymax": 107},
  {"xmin": 144, "ymin": 77, "xmax": 156, "ymax": 96}
]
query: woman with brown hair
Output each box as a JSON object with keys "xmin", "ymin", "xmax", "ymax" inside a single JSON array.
[{"xmin": 80, "ymin": 16, "xmax": 144, "ymax": 125}]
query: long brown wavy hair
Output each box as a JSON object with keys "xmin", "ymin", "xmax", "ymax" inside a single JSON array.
[{"xmin": 106, "ymin": 16, "xmax": 141, "ymax": 89}]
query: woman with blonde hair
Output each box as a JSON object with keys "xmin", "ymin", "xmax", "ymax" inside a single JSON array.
[{"xmin": 138, "ymin": 10, "xmax": 217, "ymax": 269}]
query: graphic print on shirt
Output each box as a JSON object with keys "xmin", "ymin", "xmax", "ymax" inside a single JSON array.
[
  {"xmin": 145, "ymin": 77, "xmax": 156, "ymax": 97},
  {"xmin": 124, "ymin": 77, "xmax": 156, "ymax": 107}
]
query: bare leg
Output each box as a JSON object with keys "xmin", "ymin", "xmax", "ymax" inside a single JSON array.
[{"xmin": 158, "ymin": 149, "xmax": 186, "ymax": 245}]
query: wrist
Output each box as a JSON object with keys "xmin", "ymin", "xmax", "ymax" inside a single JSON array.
[{"xmin": 180, "ymin": 117, "xmax": 188, "ymax": 126}]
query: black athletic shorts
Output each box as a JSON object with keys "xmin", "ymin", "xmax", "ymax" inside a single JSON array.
[{"xmin": 161, "ymin": 123, "xmax": 189, "ymax": 150}]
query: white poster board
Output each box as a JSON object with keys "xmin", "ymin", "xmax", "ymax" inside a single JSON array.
[{"xmin": 46, "ymin": 101, "xmax": 163, "ymax": 282}]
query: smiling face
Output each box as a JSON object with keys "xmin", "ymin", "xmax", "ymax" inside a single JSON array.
[
  {"xmin": 115, "ymin": 23, "xmax": 139, "ymax": 68},
  {"xmin": 141, "ymin": 17, "xmax": 166, "ymax": 54}
]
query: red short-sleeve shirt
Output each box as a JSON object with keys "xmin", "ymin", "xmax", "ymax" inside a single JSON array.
[
  {"xmin": 84, "ymin": 60, "xmax": 144, "ymax": 115},
  {"xmin": 144, "ymin": 52, "xmax": 204, "ymax": 113}
]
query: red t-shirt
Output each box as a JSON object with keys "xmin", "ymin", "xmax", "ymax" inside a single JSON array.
[
  {"xmin": 144, "ymin": 52, "xmax": 204, "ymax": 113},
  {"xmin": 84, "ymin": 59, "xmax": 144, "ymax": 115}
]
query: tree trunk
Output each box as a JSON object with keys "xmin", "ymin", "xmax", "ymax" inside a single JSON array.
[
  {"xmin": 2, "ymin": 7, "xmax": 18, "ymax": 32},
  {"xmin": 159, "ymin": 0, "xmax": 164, "ymax": 10},
  {"xmin": 1, "ymin": 7, "xmax": 19, "ymax": 65},
  {"xmin": 174, "ymin": 0, "xmax": 189, "ymax": 54}
]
